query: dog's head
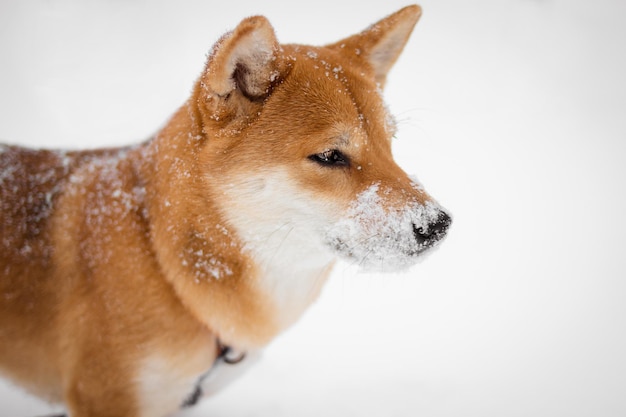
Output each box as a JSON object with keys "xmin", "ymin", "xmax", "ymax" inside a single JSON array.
[{"xmin": 194, "ymin": 5, "xmax": 451, "ymax": 272}]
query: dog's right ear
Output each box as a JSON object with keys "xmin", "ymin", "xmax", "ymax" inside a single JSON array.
[
  {"xmin": 329, "ymin": 5, "xmax": 422, "ymax": 88},
  {"xmin": 198, "ymin": 16, "xmax": 284, "ymax": 127}
]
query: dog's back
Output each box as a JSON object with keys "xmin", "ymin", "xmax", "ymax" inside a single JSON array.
[{"xmin": 0, "ymin": 144, "xmax": 71, "ymax": 397}]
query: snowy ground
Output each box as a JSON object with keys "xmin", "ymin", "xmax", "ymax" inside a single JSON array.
[{"xmin": 1, "ymin": 0, "xmax": 625, "ymax": 416}]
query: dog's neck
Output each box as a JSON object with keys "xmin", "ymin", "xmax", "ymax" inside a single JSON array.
[
  {"xmin": 208, "ymin": 165, "xmax": 339, "ymax": 330},
  {"xmin": 243, "ymin": 221, "xmax": 335, "ymax": 330}
]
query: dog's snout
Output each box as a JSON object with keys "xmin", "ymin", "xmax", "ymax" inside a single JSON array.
[{"xmin": 413, "ymin": 211, "xmax": 452, "ymax": 247}]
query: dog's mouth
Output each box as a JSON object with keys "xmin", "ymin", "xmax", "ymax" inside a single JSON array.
[
  {"xmin": 327, "ymin": 215, "xmax": 451, "ymax": 269},
  {"xmin": 325, "ymin": 209, "xmax": 451, "ymax": 271},
  {"xmin": 323, "ymin": 184, "xmax": 451, "ymax": 271}
]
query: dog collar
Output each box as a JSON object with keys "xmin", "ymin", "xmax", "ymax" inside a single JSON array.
[
  {"xmin": 181, "ymin": 339, "xmax": 246, "ymax": 408},
  {"xmin": 217, "ymin": 339, "xmax": 246, "ymax": 364}
]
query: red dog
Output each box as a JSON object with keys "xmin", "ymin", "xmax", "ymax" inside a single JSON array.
[{"xmin": 0, "ymin": 5, "xmax": 450, "ymax": 415}]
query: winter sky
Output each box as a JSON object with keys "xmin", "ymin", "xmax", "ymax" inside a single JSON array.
[{"xmin": 1, "ymin": 0, "xmax": 625, "ymax": 416}]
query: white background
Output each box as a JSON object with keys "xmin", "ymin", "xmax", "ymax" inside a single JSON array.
[{"xmin": 1, "ymin": 0, "xmax": 625, "ymax": 416}]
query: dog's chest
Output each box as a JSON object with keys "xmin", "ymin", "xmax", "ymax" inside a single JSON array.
[
  {"xmin": 214, "ymin": 170, "xmax": 335, "ymax": 330},
  {"xmin": 250, "ymin": 230, "xmax": 334, "ymax": 329}
]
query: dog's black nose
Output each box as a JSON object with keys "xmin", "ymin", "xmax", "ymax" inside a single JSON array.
[{"xmin": 413, "ymin": 211, "xmax": 452, "ymax": 247}]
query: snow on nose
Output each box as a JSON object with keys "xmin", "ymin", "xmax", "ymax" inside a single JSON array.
[
  {"xmin": 413, "ymin": 211, "xmax": 452, "ymax": 248},
  {"xmin": 325, "ymin": 183, "xmax": 451, "ymax": 271}
]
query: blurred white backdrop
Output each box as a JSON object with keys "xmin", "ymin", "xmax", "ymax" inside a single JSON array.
[{"xmin": 1, "ymin": 0, "xmax": 625, "ymax": 416}]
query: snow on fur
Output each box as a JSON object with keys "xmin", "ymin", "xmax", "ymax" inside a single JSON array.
[{"xmin": 325, "ymin": 183, "xmax": 445, "ymax": 271}]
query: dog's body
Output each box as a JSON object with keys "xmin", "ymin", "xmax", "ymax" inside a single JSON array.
[{"xmin": 0, "ymin": 5, "xmax": 450, "ymax": 416}]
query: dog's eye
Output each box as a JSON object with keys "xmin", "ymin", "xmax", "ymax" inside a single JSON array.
[{"xmin": 309, "ymin": 149, "xmax": 349, "ymax": 167}]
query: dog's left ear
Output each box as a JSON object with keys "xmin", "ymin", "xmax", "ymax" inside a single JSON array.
[
  {"xmin": 330, "ymin": 5, "xmax": 422, "ymax": 87},
  {"xmin": 199, "ymin": 15, "xmax": 284, "ymax": 126}
]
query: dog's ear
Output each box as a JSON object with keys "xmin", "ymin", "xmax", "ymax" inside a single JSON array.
[
  {"xmin": 330, "ymin": 5, "xmax": 422, "ymax": 87},
  {"xmin": 199, "ymin": 16, "xmax": 283, "ymax": 124}
]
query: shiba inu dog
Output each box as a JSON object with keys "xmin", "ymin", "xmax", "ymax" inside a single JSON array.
[{"xmin": 0, "ymin": 5, "xmax": 451, "ymax": 416}]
